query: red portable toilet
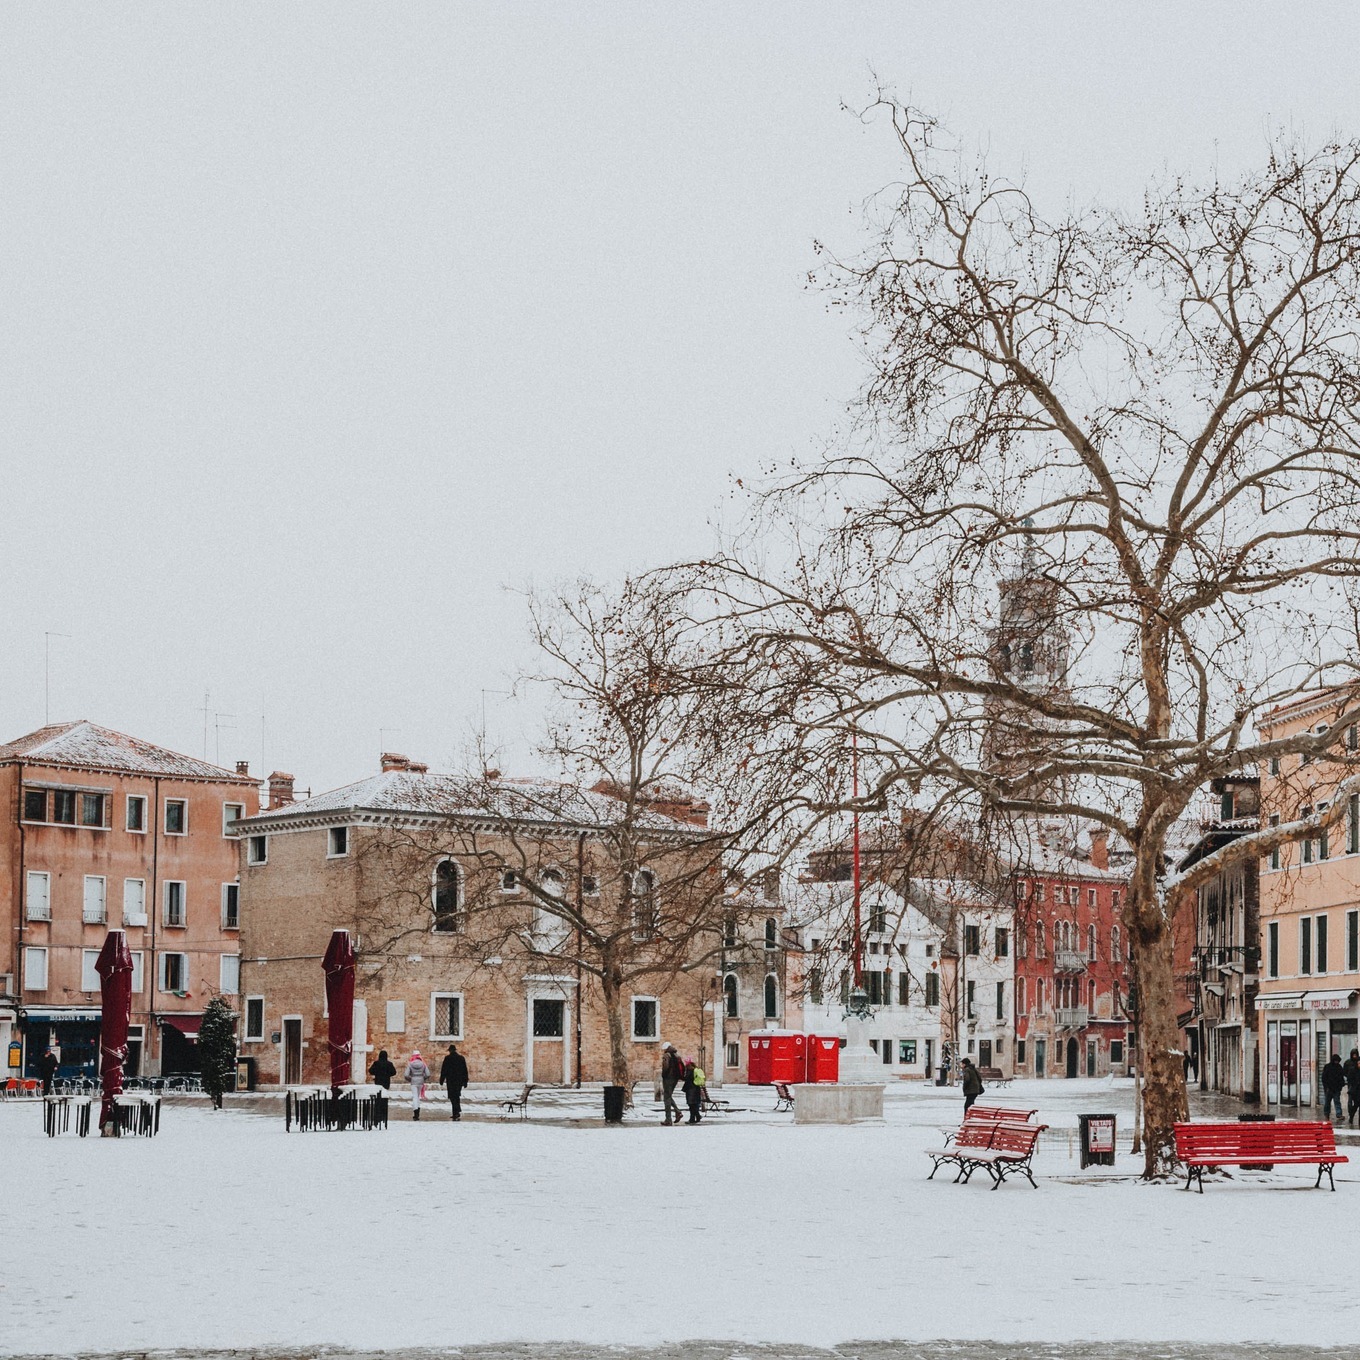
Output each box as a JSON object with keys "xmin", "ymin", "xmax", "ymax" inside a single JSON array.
[
  {"xmin": 805, "ymin": 1033, "xmax": 840, "ymax": 1083},
  {"xmin": 747, "ymin": 1030, "xmax": 774, "ymax": 1085},
  {"xmin": 767, "ymin": 1030, "xmax": 807, "ymax": 1085}
]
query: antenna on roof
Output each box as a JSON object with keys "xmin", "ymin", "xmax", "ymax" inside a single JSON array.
[
  {"xmin": 199, "ymin": 690, "xmax": 211, "ymax": 758},
  {"xmin": 44, "ymin": 632, "xmax": 70, "ymax": 725}
]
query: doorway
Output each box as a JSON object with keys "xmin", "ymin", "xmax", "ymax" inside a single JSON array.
[
  {"xmin": 1065, "ymin": 1036, "xmax": 1079, "ymax": 1078},
  {"xmin": 530, "ymin": 998, "xmax": 566, "ymax": 1084},
  {"xmin": 978, "ymin": 1039, "xmax": 993, "ymax": 1068},
  {"xmin": 923, "ymin": 1038, "xmax": 934, "ymax": 1080},
  {"xmin": 1086, "ymin": 1038, "xmax": 1097, "ymax": 1077},
  {"xmin": 283, "ymin": 1017, "xmax": 303, "ymax": 1086},
  {"xmin": 1035, "ymin": 1038, "xmax": 1047, "ymax": 1078},
  {"xmin": 1279, "ymin": 1025, "xmax": 1298, "ymax": 1105}
]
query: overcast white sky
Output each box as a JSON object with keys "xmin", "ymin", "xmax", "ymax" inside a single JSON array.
[{"xmin": 5, "ymin": 3, "xmax": 1360, "ymax": 794}]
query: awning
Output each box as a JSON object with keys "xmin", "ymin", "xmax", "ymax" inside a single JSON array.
[
  {"xmin": 1304, "ymin": 989, "xmax": 1357, "ymax": 1011},
  {"xmin": 22, "ymin": 1008, "xmax": 101, "ymax": 1023},
  {"xmin": 1256, "ymin": 993, "xmax": 1305, "ymax": 1011},
  {"xmin": 160, "ymin": 1014, "xmax": 202, "ymax": 1039},
  {"xmin": 1176, "ymin": 1009, "xmax": 1195, "ymax": 1029},
  {"xmin": 1214, "ymin": 1022, "xmax": 1242, "ymax": 1031}
]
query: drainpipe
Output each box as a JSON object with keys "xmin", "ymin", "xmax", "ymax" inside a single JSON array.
[
  {"xmin": 149, "ymin": 776, "xmax": 161, "ymax": 1074},
  {"xmin": 15, "ymin": 762, "xmax": 26, "ymax": 1073},
  {"xmin": 574, "ymin": 831, "xmax": 584, "ymax": 1087}
]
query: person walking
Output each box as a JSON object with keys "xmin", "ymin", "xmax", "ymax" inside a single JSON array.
[
  {"xmin": 681, "ymin": 1055, "xmax": 703, "ymax": 1124},
  {"xmin": 368, "ymin": 1049, "xmax": 396, "ymax": 1090},
  {"xmin": 960, "ymin": 1056, "xmax": 984, "ymax": 1112},
  {"xmin": 1322, "ymin": 1052, "xmax": 1347, "ymax": 1122},
  {"xmin": 405, "ymin": 1050, "xmax": 430, "ymax": 1120},
  {"xmin": 1344, "ymin": 1048, "xmax": 1360, "ymax": 1127},
  {"xmin": 439, "ymin": 1043, "xmax": 469, "ymax": 1121},
  {"xmin": 38, "ymin": 1048, "xmax": 58, "ymax": 1097},
  {"xmin": 660, "ymin": 1042, "xmax": 683, "ymax": 1125}
]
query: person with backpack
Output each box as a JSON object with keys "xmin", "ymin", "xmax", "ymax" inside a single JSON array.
[
  {"xmin": 659, "ymin": 1042, "xmax": 684, "ymax": 1125},
  {"xmin": 960, "ymin": 1056, "xmax": 984, "ymax": 1112},
  {"xmin": 405, "ymin": 1050, "xmax": 430, "ymax": 1120},
  {"xmin": 681, "ymin": 1055, "xmax": 705, "ymax": 1124}
]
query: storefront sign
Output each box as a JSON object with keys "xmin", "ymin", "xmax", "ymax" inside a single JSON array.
[
  {"xmin": 1257, "ymin": 996, "xmax": 1304, "ymax": 1011},
  {"xmin": 1307, "ymin": 997, "xmax": 1352, "ymax": 1010}
]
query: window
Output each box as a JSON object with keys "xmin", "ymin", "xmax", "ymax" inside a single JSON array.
[
  {"xmin": 996, "ymin": 981, "xmax": 1005, "ymax": 1020},
  {"xmin": 995, "ymin": 927, "xmax": 1009, "ymax": 958},
  {"xmin": 77, "ymin": 792, "xmax": 104, "ymax": 827},
  {"xmin": 24, "ymin": 946, "xmax": 48, "ymax": 990},
  {"xmin": 500, "ymin": 869, "xmax": 519, "ymax": 893},
  {"xmin": 900, "ymin": 1039, "xmax": 917, "ymax": 1064},
  {"xmin": 26, "ymin": 870, "xmax": 51, "ymax": 921},
  {"xmin": 22, "ymin": 788, "xmax": 46, "ymax": 821},
  {"xmin": 1302, "ymin": 807, "xmax": 1315, "ymax": 864},
  {"xmin": 1017, "ymin": 926, "xmax": 1028, "ymax": 959},
  {"xmin": 432, "ymin": 860, "xmax": 461, "ymax": 933},
  {"xmin": 722, "ymin": 915, "xmax": 738, "ymax": 948},
  {"xmin": 1112, "ymin": 889, "xmax": 1121, "ymax": 911},
  {"xmin": 1087, "ymin": 924, "xmax": 1098, "ymax": 961},
  {"xmin": 81, "ymin": 949, "xmax": 100, "ymax": 992},
  {"xmin": 1017, "ymin": 1039, "xmax": 1027, "ymax": 1065},
  {"xmin": 867, "ymin": 901, "xmax": 887, "ymax": 934},
  {"xmin": 327, "ymin": 826, "xmax": 349, "ymax": 857},
  {"xmin": 123, "ymin": 879, "xmax": 147, "ymax": 927},
  {"xmin": 385, "ymin": 1000, "xmax": 406, "ymax": 1033},
  {"xmin": 1316, "ymin": 914, "xmax": 1329, "ymax": 974},
  {"xmin": 1037, "ymin": 978, "xmax": 1045, "ymax": 1011},
  {"xmin": 1348, "ymin": 910, "xmax": 1359, "ymax": 974},
  {"xmin": 130, "ymin": 951, "xmax": 144, "ymax": 994},
  {"xmin": 220, "ymin": 955, "xmax": 241, "ymax": 995},
  {"xmin": 247, "ymin": 835, "xmax": 267, "ymax": 865},
  {"xmin": 808, "ymin": 969, "xmax": 823, "ymax": 1006},
  {"xmin": 964, "ymin": 924, "xmax": 980, "ymax": 955},
  {"xmin": 865, "ymin": 970, "xmax": 888, "ymax": 1006},
  {"xmin": 52, "ymin": 790, "xmax": 75, "ymax": 824},
  {"xmin": 726, "ymin": 1042, "xmax": 740, "ymax": 1068},
  {"xmin": 1112, "ymin": 925, "xmax": 1121, "ymax": 963},
  {"xmin": 1017, "ymin": 977, "xmax": 1027, "ymax": 1014},
  {"xmin": 1068, "ymin": 885, "xmax": 1080, "ymax": 906},
  {"xmin": 1110, "ymin": 1039, "xmax": 1124, "ymax": 1064},
  {"xmin": 764, "ymin": 917, "xmax": 778, "ymax": 948},
  {"xmin": 159, "ymin": 952, "xmax": 188, "ymax": 993},
  {"xmin": 83, "ymin": 875, "xmax": 107, "ymax": 924},
  {"xmin": 1035, "ymin": 922, "xmax": 1046, "ymax": 958},
  {"xmin": 1320, "ymin": 803, "xmax": 1331, "ymax": 859},
  {"xmin": 1351, "ymin": 795, "xmax": 1360, "ymax": 856},
  {"xmin": 898, "ymin": 971, "xmax": 910, "ymax": 1006},
  {"xmin": 1269, "ymin": 813, "xmax": 1281, "ymax": 869},
  {"xmin": 925, "ymin": 972, "xmax": 940, "ymax": 1006},
  {"xmin": 582, "ymin": 874, "xmax": 599, "ymax": 897},
  {"xmin": 1220, "ymin": 790, "xmax": 1235, "ymax": 820},
  {"xmin": 724, "ymin": 973, "xmax": 739, "ymax": 1017},
  {"xmin": 164, "ymin": 799, "xmax": 187, "ymax": 835},
  {"xmin": 126, "ymin": 795, "xmax": 146, "ymax": 833},
  {"xmin": 431, "ymin": 994, "xmax": 463, "ymax": 1040},
  {"xmin": 764, "ymin": 974, "xmax": 779, "ymax": 1019},
  {"xmin": 630, "ymin": 869, "xmax": 658, "ymax": 940},
  {"xmin": 881, "ymin": 1038, "xmax": 893, "ymax": 1065},
  {"xmin": 1035, "ymin": 883, "xmax": 1046, "ymax": 903},
  {"xmin": 631, "ymin": 997, "xmax": 659, "ymax": 1040},
  {"xmin": 221, "ymin": 883, "xmax": 239, "ymax": 930},
  {"xmin": 531, "ymin": 998, "xmax": 564, "ymax": 1037},
  {"xmin": 965, "ymin": 980, "xmax": 976, "ymax": 1019},
  {"xmin": 1269, "ymin": 755, "xmax": 1281, "ymax": 775},
  {"xmin": 1087, "ymin": 887, "xmax": 1097, "ymax": 909},
  {"xmin": 1301, "ymin": 917, "xmax": 1313, "ymax": 975},
  {"xmin": 223, "ymin": 802, "xmax": 244, "ymax": 836},
  {"xmin": 163, "ymin": 881, "xmax": 186, "ymax": 928},
  {"xmin": 1267, "ymin": 921, "xmax": 1279, "ymax": 979},
  {"xmin": 244, "ymin": 997, "xmax": 265, "ymax": 1041}
]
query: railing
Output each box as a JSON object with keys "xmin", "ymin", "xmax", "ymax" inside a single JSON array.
[
  {"xmin": 1055, "ymin": 1007, "xmax": 1089, "ymax": 1029},
  {"xmin": 1054, "ymin": 949, "xmax": 1088, "ymax": 974}
]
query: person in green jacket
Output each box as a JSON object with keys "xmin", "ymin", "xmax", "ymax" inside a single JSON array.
[{"xmin": 960, "ymin": 1057, "xmax": 984, "ymax": 1112}]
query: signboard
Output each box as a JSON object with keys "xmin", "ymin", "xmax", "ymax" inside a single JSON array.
[
  {"xmin": 1305, "ymin": 995, "xmax": 1354, "ymax": 1010},
  {"xmin": 1088, "ymin": 1117, "xmax": 1115, "ymax": 1153},
  {"xmin": 1257, "ymin": 996, "xmax": 1304, "ymax": 1011},
  {"xmin": 6, "ymin": 1041, "xmax": 20, "ymax": 1069}
]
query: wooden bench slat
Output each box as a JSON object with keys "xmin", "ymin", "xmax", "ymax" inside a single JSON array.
[{"xmin": 1173, "ymin": 1121, "xmax": 1348, "ymax": 1192}]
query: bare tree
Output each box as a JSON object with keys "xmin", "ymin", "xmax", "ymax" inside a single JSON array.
[{"xmin": 684, "ymin": 103, "xmax": 1360, "ymax": 1175}]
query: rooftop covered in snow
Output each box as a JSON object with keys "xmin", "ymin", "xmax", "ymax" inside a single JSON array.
[{"xmin": 0, "ymin": 720, "xmax": 259, "ymax": 784}]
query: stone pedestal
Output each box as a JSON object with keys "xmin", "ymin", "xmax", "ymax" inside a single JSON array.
[
  {"xmin": 835, "ymin": 1008, "xmax": 881, "ymax": 1085},
  {"xmin": 792, "ymin": 1082, "xmax": 885, "ymax": 1123}
]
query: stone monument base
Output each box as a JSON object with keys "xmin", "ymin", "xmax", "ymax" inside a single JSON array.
[{"xmin": 792, "ymin": 1082, "xmax": 885, "ymax": 1124}]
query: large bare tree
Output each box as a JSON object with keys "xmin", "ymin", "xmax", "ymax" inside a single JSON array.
[{"xmin": 685, "ymin": 103, "xmax": 1360, "ymax": 1175}]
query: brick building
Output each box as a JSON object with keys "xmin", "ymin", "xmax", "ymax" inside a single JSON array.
[
  {"xmin": 234, "ymin": 757, "xmax": 734, "ymax": 1089},
  {"xmin": 1, "ymin": 721, "xmax": 260, "ymax": 1080}
]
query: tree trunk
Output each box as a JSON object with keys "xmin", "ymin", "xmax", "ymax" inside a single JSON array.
[
  {"xmin": 600, "ymin": 959, "xmax": 631, "ymax": 1090},
  {"xmin": 1134, "ymin": 919, "xmax": 1188, "ymax": 1178}
]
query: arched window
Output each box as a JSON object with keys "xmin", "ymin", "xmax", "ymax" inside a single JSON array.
[
  {"xmin": 432, "ymin": 860, "xmax": 461, "ymax": 933},
  {"xmin": 1036, "ymin": 922, "xmax": 1046, "ymax": 958},
  {"xmin": 723, "ymin": 973, "xmax": 739, "ymax": 1018},
  {"xmin": 1087, "ymin": 924, "xmax": 1097, "ymax": 961},
  {"xmin": 1112, "ymin": 925, "xmax": 1121, "ymax": 963},
  {"xmin": 1019, "ymin": 642, "xmax": 1035, "ymax": 673},
  {"xmin": 764, "ymin": 917, "xmax": 777, "ymax": 949},
  {"xmin": 533, "ymin": 869, "xmax": 569, "ymax": 949},
  {"xmin": 763, "ymin": 974, "xmax": 779, "ymax": 1019},
  {"xmin": 630, "ymin": 869, "xmax": 657, "ymax": 941},
  {"xmin": 999, "ymin": 642, "xmax": 1012, "ymax": 672}
]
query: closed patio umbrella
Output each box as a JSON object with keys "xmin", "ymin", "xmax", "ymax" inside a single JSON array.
[
  {"xmin": 95, "ymin": 930, "xmax": 133, "ymax": 1134},
  {"xmin": 322, "ymin": 929, "xmax": 356, "ymax": 1094}
]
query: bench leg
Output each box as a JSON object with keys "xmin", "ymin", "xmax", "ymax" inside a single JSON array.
[
  {"xmin": 927, "ymin": 1156, "xmax": 944, "ymax": 1181},
  {"xmin": 1317, "ymin": 1163, "xmax": 1336, "ymax": 1191}
]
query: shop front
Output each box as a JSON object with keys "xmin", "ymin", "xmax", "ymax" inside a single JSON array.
[
  {"xmin": 159, "ymin": 1014, "xmax": 203, "ymax": 1076},
  {"xmin": 20, "ymin": 1007, "xmax": 101, "ymax": 1082},
  {"xmin": 1261, "ymin": 989, "xmax": 1358, "ymax": 1108}
]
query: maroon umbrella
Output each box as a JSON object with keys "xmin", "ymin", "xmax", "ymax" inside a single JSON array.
[
  {"xmin": 96, "ymin": 930, "xmax": 133, "ymax": 1132},
  {"xmin": 323, "ymin": 929, "xmax": 356, "ymax": 1094}
]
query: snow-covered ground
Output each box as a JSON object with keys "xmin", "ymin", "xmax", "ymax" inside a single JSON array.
[{"xmin": 3, "ymin": 1078, "xmax": 1356, "ymax": 1356}]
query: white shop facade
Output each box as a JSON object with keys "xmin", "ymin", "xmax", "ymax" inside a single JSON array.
[{"xmin": 1259, "ymin": 988, "xmax": 1359, "ymax": 1109}]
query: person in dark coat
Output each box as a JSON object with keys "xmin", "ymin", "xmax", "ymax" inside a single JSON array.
[
  {"xmin": 660, "ymin": 1042, "xmax": 683, "ymax": 1125},
  {"xmin": 439, "ymin": 1044, "xmax": 469, "ymax": 1121},
  {"xmin": 1344, "ymin": 1049, "xmax": 1360, "ymax": 1127},
  {"xmin": 1322, "ymin": 1053, "xmax": 1347, "ymax": 1122},
  {"xmin": 681, "ymin": 1056, "xmax": 702, "ymax": 1124},
  {"xmin": 368, "ymin": 1049, "xmax": 396, "ymax": 1090},
  {"xmin": 39, "ymin": 1048, "xmax": 59, "ymax": 1097},
  {"xmin": 960, "ymin": 1057, "xmax": 984, "ymax": 1112}
]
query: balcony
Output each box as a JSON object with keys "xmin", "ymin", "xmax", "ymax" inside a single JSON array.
[
  {"xmin": 1054, "ymin": 949, "xmax": 1088, "ymax": 974},
  {"xmin": 1055, "ymin": 1007, "xmax": 1089, "ymax": 1029}
]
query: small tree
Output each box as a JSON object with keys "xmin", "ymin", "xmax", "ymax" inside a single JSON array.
[{"xmin": 198, "ymin": 997, "xmax": 237, "ymax": 1110}]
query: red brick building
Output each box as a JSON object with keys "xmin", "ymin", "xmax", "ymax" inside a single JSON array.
[{"xmin": 0, "ymin": 722, "xmax": 260, "ymax": 1080}]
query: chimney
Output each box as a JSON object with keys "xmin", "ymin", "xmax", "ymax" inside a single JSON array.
[
  {"xmin": 267, "ymin": 771, "xmax": 295, "ymax": 809},
  {"xmin": 235, "ymin": 760, "xmax": 250, "ymax": 777},
  {"xmin": 380, "ymin": 752, "xmax": 411, "ymax": 773},
  {"xmin": 408, "ymin": 761, "xmax": 429, "ymax": 775},
  {"xmin": 1089, "ymin": 827, "xmax": 1109, "ymax": 872}
]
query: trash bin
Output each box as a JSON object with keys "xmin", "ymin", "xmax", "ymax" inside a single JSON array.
[
  {"xmin": 1078, "ymin": 1113, "xmax": 1117, "ymax": 1168},
  {"xmin": 603, "ymin": 1085, "xmax": 626, "ymax": 1123},
  {"xmin": 1238, "ymin": 1112, "xmax": 1276, "ymax": 1170}
]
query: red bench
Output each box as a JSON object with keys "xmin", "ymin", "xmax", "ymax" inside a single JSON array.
[
  {"xmin": 966, "ymin": 1104, "xmax": 1038, "ymax": 1124},
  {"xmin": 1174, "ymin": 1120, "xmax": 1348, "ymax": 1193},
  {"xmin": 926, "ymin": 1107, "xmax": 1047, "ymax": 1188}
]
